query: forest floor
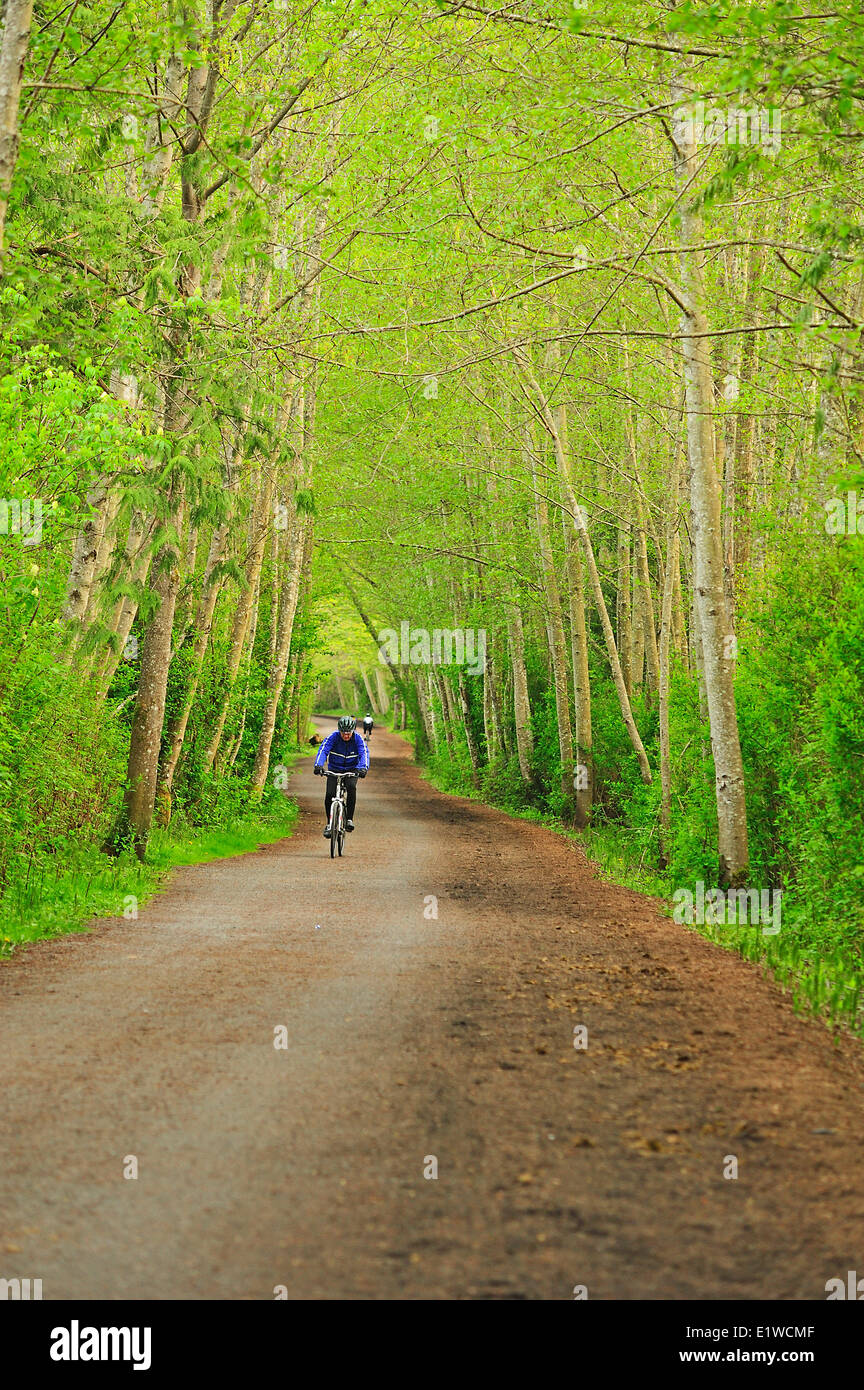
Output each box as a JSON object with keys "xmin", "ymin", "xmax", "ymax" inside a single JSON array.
[{"xmin": 2, "ymin": 721, "xmax": 863, "ymax": 1300}]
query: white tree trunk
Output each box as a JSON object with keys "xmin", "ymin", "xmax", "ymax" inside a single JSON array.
[
  {"xmin": 0, "ymin": 0, "xmax": 34, "ymax": 268},
  {"xmin": 671, "ymin": 83, "xmax": 749, "ymax": 883}
]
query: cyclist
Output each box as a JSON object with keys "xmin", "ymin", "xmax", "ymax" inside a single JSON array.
[
  {"xmin": 362, "ymin": 712, "xmax": 374, "ymax": 741},
  {"xmin": 314, "ymin": 715, "xmax": 369, "ymax": 837}
]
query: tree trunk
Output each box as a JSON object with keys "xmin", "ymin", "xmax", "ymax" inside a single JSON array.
[
  {"xmin": 95, "ymin": 513, "xmax": 155, "ymax": 698},
  {"xmin": 415, "ymin": 674, "xmax": 435, "ymax": 749},
  {"xmin": 61, "ymin": 482, "xmax": 112, "ymax": 636},
  {"xmin": 728, "ymin": 232, "xmax": 764, "ymax": 609},
  {"xmin": 111, "ymin": 494, "xmax": 186, "ymax": 855},
  {"xmin": 112, "ymin": 33, "xmax": 229, "ymax": 852},
  {"xmin": 0, "ymin": 0, "xmax": 35, "ymax": 271},
  {"xmin": 616, "ymin": 523, "xmax": 632, "ymax": 696},
  {"xmin": 671, "ymin": 81, "xmax": 749, "ymax": 883},
  {"xmin": 671, "ymin": 532, "xmax": 687, "ymax": 665},
  {"xmin": 434, "ymin": 671, "xmax": 457, "ymax": 757},
  {"xmin": 202, "ymin": 469, "xmax": 274, "ymax": 771},
  {"xmin": 375, "ymin": 666, "xmax": 390, "ymax": 714},
  {"xmin": 157, "ymin": 515, "xmax": 232, "ymax": 803},
  {"xmin": 507, "ymin": 603, "xmax": 534, "ymax": 784},
  {"xmin": 249, "ymin": 512, "xmax": 311, "ymax": 797},
  {"xmin": 485, "ymin": 458, "xmax": 534, "ymax": 784},
  {"xmin": 268, "ymin": 526, "xmax": 280, "ymax": 666},
  {"xmin": 79, "ymin": 493, "xmax": 122, "ymax": 635},
  {"xmin": 360, "ymin": 667, "xmax": 378, "ymax": 714},
  {"xmin": 635, "ymin": 498, "xmax": 660, "ymax": 700},
  {"xmin": 486, "ymin": 644, "xmax": 506, "ymax": 755},
  {"xmin": 658, "ymin": 434, "xmax": 683, "ymax": 865},
  {"xmin": 629, "ymin": 537, "xmax": 645, "ymax": 693},
  {"xmin": 529, "ymin": 427, "xmax": 574, "ymax": 805},
  {"xmin": 564, "ymin": 514, "xmax": 592, "ymax": 827},
  {"xmin": 222, "ymin": 559, "xmax": 264, "ymax": 773},
  {"xmin": 482, "ymin": 659, "xmax": 497, "ymax": 762}
]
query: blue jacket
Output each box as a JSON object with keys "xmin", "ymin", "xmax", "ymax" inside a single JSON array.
[{"xmin": 314, "ymin": 730, "xmax": 370, "ymax": 775}]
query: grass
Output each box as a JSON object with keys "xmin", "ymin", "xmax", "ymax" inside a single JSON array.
[
  {"xmin": 693, "ymin": 913, "xmax": 864, "ymax": 1038},
  {"xmin": 0, "ymin": 794, "xmax": 298, "ymax": 959}
]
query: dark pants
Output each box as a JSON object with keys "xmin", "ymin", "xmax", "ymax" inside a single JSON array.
[{"xmin": 325, "ymin": 775, "xmax": 356, "ymax": 823}]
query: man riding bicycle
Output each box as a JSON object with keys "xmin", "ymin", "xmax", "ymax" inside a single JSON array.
[
  {"xmin": 362, "ymin": 712, "xmax": 374, "ymax": 740},
  {"xmin": 314, "ymin": 715, "xmax": 369, "ymax": 837}
]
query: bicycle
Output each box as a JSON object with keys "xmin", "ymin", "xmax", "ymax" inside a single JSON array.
[{"xmin": 326, "ymin": 771, "xmax": 357, "ymax": 858}]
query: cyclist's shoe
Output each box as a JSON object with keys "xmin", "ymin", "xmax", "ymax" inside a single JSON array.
[
  {"xmin": 323, "ymin": 824, "xmax": 332, "ymax": 838},
  {"xmin": 346, "ymin": 820, "xmax": 355, "ymax": 832}
]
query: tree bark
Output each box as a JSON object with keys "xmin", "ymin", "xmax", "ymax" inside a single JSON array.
[
  {"xmin": 728, "ymin": 232, "xmax": 764, "ymax": 608},
  {"xmin": 360, "ymin": 667, "xmax": 379, "ymax": 714},
  {"xmin": 629, "ymin": 537, "xmax": 645, "ymax": 693},
  {"xmin": 110, "ymin": 492, "xmax": 186, "ymax": 855},
  {"xmin": 485, "ymin": 455, "xmax": 534, "ymax": 784},
  {"xmin": 528, "ymin": 425, "xmax": 574, "ymax": 805},
  {"xmin": 249, "ymin": 510, "xmax": 311, "ymax": 797},
  {"xmin": 658, "ymin": 433, "xmax": 683, "ymax": 864},
  {"xmin": 458, "ymin": 672, "xmax": 481, "ymax": 784},
  {"xmin": 156, "ymin": 515, "xmax": 232, "ymax": 803},
  {"xmin": 564, "ymin": 513, "xmax": 592, "ymax": 826},
  {"xmin": 616, "ymin": 523, "xmax": 632, "ymax": 696},
  {"xmin": 375, "ymin": 666, "xmax": 390, "ymax": 714},
  {"xmin": 61, "ymin": 481, "xmax": 113, "ymax": 639},
  {"xmin": 0, "ymin": 0, "xmax": 34, "ymax": 271},
  {"xmin": 635, "ymin": 497, "xmax": 660, "ymax": 700},
  {"xmin": 94, "ymin": 513, "xmax": 155, "ymax": 698},
  {"xmin": 671, "ymin": 80, "xmax": 749, "ymax": 883},
  {"xmin": 202, "ymin": 469, "xmax": 274, "ymax": 771}
]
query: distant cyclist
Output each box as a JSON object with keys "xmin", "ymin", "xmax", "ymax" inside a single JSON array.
[
  {"xmin": 362, "ymin": 712, "xmax": 374, "ymax": 741},
  {"xmin": 314, "ymin": 715, "xmax": 369, "ymax": 837}
]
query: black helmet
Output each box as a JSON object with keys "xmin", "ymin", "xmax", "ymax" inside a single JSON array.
[{"xmin": 338, "ymin": 716, "xmax": 356, "ymax": 733}]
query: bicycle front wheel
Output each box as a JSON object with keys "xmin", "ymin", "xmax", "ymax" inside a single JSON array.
[{"xmin": 329, "ymin": 804, "xmax": 340, "ymax": 858}]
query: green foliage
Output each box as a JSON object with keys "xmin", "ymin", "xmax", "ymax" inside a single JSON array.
[
  {"xmin": 737, "ymin": 538, "xmax": 864, "ymax": 963},
  {"xmin": 2, "ymin": 0, "xmax": 864, "ymax": 1051}
]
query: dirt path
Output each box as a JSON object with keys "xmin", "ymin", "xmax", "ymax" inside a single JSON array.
[{"xmin": 2, "ymin": 722, "xmax": 863, "ymax": 1301}]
